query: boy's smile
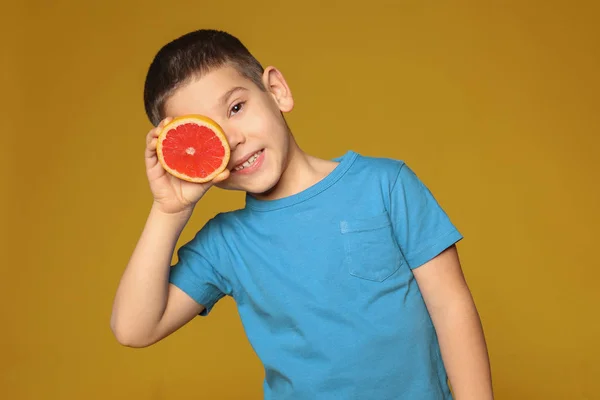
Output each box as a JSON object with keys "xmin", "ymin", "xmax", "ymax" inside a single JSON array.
[{"xmin": 230, "ymin": 149, "xmax": 266, "ymax": 174}]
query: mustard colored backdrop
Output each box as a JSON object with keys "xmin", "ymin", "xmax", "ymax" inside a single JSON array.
[{"xmin": 3, "ymin": 1, "xmax": 598, "ymax": 399}]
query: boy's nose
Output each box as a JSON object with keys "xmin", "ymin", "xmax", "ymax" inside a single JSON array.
[{"xmin": 224, "ymin": 127, "xmax": 245, "ymax": 151}]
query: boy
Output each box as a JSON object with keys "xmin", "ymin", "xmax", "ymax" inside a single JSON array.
[{"xmin": 111, "ymin": 29, "xmax": 493, "ymax": 399}]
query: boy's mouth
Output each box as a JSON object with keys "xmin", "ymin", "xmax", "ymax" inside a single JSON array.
[{"xmin": 232, "ymin": 149, "xmax": 264, "ymax": 172}]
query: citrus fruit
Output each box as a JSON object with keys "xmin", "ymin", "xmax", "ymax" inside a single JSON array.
[{"xmin": 156, "ymin": 115, "xmax": 230, "ymax": 183}]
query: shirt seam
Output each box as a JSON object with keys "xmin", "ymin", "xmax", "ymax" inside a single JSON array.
[
  {"xmin": 246, "ymin": 152, "xmax": 359, "ymax": 212},
  {"xmin": 407, "ymin": 229, "xmax": 463, "ymax": 268}
]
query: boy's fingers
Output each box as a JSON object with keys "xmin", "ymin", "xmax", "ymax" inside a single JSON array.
[
  {"xmin": 212, "ymin": 169, "xmax": 230, "ymax": 184},
  {"xmin": 147, "ymin": 117, "xmax": 173, "ymax": 146},
  {"xmin": 146, "ymin": 129, "xmax": 157, "ymax": 146},
  {"xmin": 158, "ymin": 117, "xmax": 173, "ymax": 129}
]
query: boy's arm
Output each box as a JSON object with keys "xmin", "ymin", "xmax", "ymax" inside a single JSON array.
[
  {"xmin": 412, "ymin": 245, "xmax": 494, "ymax": 400},
  {"xmin": 110, "ymin": 204, "xmax": 204, "ymax": 348},
  {"xmin": 110, "ymin": 118, "xmax": 229, "ymax": 348}
]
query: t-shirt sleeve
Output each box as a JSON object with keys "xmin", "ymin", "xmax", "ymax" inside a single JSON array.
[
  {"xmin": 168, "ymin": 218, "xmax": 230, "ymax": 316},
  {"xmin": 389, "ymin": 163, "xmax": 463, "ymax": 269}
]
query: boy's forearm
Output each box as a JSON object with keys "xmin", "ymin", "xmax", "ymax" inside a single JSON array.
[
  {"xmin": 110, "ymin": 203, "xmax": 192, "ymax": 345},
  {"xmin": 432, "ymin": 295, "xmax": 494, "ymax": 399}
]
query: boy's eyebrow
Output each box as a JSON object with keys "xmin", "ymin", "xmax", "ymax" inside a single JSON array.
[{"xmin": 219, "ymin": 86, "xmax": 247, "ymax": 105}]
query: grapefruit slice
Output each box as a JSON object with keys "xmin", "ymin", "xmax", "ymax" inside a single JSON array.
[{"xmin": 156, "ymin": 115, "xmax": 230, "ymax": 183}]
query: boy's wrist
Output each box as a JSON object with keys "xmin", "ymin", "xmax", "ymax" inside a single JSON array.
[{"xmin": 150, "ymin": 201, "xmax": 194, "ymax": 225}]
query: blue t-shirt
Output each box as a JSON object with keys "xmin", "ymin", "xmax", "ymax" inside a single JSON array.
[{"xmin": 169, "ymin": 150, "xmax": 463, "ymax": 399}]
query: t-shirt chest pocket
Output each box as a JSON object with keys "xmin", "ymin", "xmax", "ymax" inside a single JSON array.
[{"xmin": 340, "ymin": 212, "xmax": 404, "ymax": 282}]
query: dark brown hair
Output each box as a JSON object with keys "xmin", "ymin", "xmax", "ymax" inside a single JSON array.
[{"xmin": 143, "ymin": 29, "xmax": 265, "ymax": 126}]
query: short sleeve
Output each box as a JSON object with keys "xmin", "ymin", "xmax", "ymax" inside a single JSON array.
[
  {"xmin": 389, "ymin": 163, "xmax": 463, "ymax": 269},
  {"xmin": 169, "ymin": 218, "xmax": 230, "ymax": 316}
]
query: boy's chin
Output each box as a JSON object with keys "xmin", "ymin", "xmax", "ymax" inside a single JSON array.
[{"xmin": 213, "ymin": 177, "xmax": 277, "ymax": 196}]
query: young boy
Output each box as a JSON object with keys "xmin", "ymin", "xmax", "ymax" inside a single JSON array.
[{"xmin": 111, "ymin": 29, "xmax": 493, "ymax": 399}]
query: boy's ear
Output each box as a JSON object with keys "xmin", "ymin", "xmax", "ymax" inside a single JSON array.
[{"xmin": 262, "ymin": 66, "xmax": 294, "ymax": 112}]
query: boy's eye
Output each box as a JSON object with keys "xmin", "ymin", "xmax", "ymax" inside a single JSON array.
[{"xmin": 230, "ymin": 102, "xmax": 245, "ymax": 116}]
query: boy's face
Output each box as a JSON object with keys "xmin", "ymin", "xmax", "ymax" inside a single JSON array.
[{"xmin": 163, "ymin": 64, "xmax": 294, "ymax": 195}]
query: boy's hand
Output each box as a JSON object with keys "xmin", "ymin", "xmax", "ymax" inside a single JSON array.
[{"xmin": 144, "ymin": 117, "xmax": 230, "ymax": 214}]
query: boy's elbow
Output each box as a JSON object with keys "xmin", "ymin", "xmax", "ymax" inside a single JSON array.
[
  {"xmin": 112, "ymin": 331, "xmax": 151, "ymax": 348},
  {"xmin": 110, "ymin": 318, "xmax": 157, "ymax": 348}
]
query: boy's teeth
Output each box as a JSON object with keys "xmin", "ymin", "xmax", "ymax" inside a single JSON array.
[{"xmin": 235, "ymin": 150, "xmax": 262, "ymax": 171}]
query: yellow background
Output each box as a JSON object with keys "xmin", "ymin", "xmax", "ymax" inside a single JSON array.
[{"xmin": 2, "ymin": 1, "xmax": 598, "ymax": 399}]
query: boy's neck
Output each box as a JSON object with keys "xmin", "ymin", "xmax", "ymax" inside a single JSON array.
[{"xmin": 252, "ymin": 141, "xmax": 339, "ymax": 202}]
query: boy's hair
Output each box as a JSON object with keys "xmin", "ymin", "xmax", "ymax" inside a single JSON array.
[{"xmin": 143, "ymin": 29, "xmax": 265, "ymax": 126}]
